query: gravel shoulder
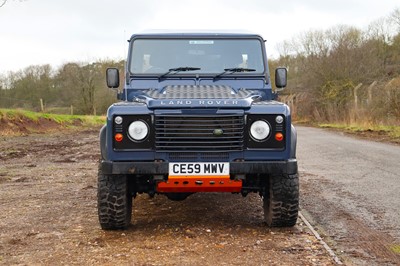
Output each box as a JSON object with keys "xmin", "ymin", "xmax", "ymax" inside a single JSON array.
[
  {"xmin": 297, "ymin": 126, "xmax": 400, "ymax": 265},
  {"xmin": 0, "ymin": 129, "xmax": 335, "ymax": 265}
]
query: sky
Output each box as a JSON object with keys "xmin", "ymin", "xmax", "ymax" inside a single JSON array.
[{"xmin": 0, "ymin": 0, "xmax": 399, "ymax": 74}]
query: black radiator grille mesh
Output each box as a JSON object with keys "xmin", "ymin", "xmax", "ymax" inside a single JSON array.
[{"xmin": 155, "ymin": 114, "xmax": 244, "ymax": 152}]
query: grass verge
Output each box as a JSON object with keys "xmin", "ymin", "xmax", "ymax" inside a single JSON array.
[
  {"xmin": 0, "ymin": 109, "xmax": 105, "ymax": 135},
  {"xmin": 317, "ymin": 123, "xmax": 400, "ymax": 144}
]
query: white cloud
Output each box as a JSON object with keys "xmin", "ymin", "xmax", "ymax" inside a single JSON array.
[{"xmin": 0, "ymin": 0, "xmax": 398, "ymax": 73}]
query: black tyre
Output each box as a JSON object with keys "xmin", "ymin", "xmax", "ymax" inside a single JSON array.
[
  {"xmin": 263, "ymin": 173, "xmax": 299, "ymax": 227},
  {"xmin": 97, "ymin": 169, "xmax": 132, "ymax": 230}
]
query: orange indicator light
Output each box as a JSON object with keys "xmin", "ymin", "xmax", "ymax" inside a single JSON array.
[
  {"xmin": 275, "ymin": 132, "xmax": 284, "ymax": 141},
  {"xmin": 115, "ymin": 133, "xmax": 123, "ymax": 142}
]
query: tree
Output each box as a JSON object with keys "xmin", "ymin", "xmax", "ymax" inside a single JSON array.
[
  {"xmin": 390, "ymin": 8, "xmax": 400, "ymax": 30},
  {"xmin": 3, "ymin": 65, "xmax": 55, "ymax": 110},
  {"xmin": 275, "ymin": 22, "xmax": 395, "ymax": 122},
  {"xmin": 56, "ymin": 60, "xmax": 123, "ymax": 115},
  {"xmin": 57, "ymin": 63, "xmax": 99, "ymax": 115}
]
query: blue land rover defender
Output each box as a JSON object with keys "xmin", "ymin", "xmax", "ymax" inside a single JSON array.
[{"xmin": 98, "ymin": 31, "xmax": 299, "ymax": 230}]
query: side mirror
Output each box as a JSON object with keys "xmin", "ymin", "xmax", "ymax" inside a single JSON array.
[
  {"xmin": 106, "ymin": 68, "xmax": 120, "ymax": 88},
  {"xmin": 275, "ymin": 67, "xmax": 287, "ymax": 89}
]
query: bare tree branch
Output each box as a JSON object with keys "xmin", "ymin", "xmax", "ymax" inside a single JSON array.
[
  {"xmin": 0, "ymin": 0, "xmax": 8, "ymax": 8},
  {"xmin": 390, "ymin": 8, "xmax": 400, "ymax": 29}
]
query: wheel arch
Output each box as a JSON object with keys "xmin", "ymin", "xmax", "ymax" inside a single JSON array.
[
  {"xmin": 290, "ymin": 124, "xmax": 297, "ymax": 159},
  {"xmin": 99, "ymin": 125, "xmax": 107, "ymax": 160}
]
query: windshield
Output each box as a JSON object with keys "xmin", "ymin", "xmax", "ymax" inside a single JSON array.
[{"xmin": 129, "ymin": 38, "xmax": 265, "ymax": 75}]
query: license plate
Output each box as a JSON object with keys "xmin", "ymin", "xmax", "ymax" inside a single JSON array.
[{"xmin": 169, "ymin": 162, "xmax": 230, "ymax": 176}]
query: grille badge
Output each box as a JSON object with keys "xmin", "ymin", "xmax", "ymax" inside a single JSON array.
[{"xmin": 213, "ymin": 129, "xmax": 224, "ymax": 136}]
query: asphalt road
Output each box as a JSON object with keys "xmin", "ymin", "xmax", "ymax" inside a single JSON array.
[{"xmin": 296, "ymin": 126, "xmax": 400, "ymax": 265}]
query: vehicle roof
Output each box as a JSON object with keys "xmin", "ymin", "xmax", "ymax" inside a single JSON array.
[{"xmin": 130, "ymin": 30, "xmax": 265, "ymax": 40}]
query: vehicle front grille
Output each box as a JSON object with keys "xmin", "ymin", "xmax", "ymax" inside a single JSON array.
[{"xmin": 155, "ymin": 114, "xmax": 244, "ymax": 152}]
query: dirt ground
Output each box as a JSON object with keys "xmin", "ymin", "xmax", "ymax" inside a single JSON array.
[{"xmin": 0, "ymin": 128, "xmax": 335, "ymax": 265}]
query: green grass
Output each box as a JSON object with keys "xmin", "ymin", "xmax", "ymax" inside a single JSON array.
[
  {"xmin": 390, "ymin": 244, "xmax": 400, "ymax": 254},
  {"xmin": 0, "ymin": 108, "xmax": 105, "ymax": 127},
  {"xmin": 318, "ymin": 123, "xmax": 400, "ymax": 142},
  {"xmin": 0, "ymin": 109, "xmax": 41, "ymax": 121}
]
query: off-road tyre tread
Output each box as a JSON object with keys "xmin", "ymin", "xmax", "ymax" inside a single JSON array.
[
  {"xmin": 97, "ymin": 169, "xmax": 132, "ymax": 230},
  {"xmin": 264, "ymin": 173, "xmax": 299, "ymax": 227}
]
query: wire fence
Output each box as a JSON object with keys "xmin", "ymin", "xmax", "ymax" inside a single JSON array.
[
  {"xmin": 0, "ymin": 96, "xmax": 75, "ymax": 115},
  {"xmin": 280, "ymin": 78, "xmax": 400, "ymax": 124}
]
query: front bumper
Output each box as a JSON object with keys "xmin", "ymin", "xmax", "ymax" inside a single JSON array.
[{"xmin": 100, "ymin": 159, "xmax": 298, "ymax": 176}]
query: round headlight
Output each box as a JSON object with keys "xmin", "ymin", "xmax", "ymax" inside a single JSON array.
[
  {"xmin": 128, "ymin": 121, "xmax": 149, "ymax": 141},
  {"xmin": 250, "ymin": 120, "xmax": 270, "ymax": 141}
]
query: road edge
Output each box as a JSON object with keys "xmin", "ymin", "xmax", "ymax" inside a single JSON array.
[{"xmin": 299, "ymin": 211, "xmax": 343, "ymax": 265}]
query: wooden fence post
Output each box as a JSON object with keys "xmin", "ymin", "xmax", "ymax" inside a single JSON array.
[{"xmin": 40, "ymin": 99, "xmax": 44, "ymax": 112}]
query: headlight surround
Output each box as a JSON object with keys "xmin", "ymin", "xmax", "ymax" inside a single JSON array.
[
  {"xmin": 128, "ymin": 120, "xmax": 149, "ymax": 141},
  {"xmin": 250, "ymin": 120, "xmax": 271, "ymax": 141}
]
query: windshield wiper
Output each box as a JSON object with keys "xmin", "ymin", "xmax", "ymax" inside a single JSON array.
[
  {"xmin": 159, "ymin": 67, "xmax": 201, "ymax": 80},
  {"xmin": 213, "ymin": 67, "xmax": 256, "ymax": 81}
]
